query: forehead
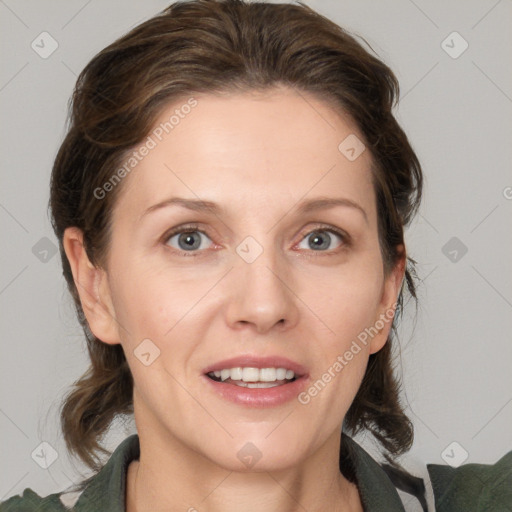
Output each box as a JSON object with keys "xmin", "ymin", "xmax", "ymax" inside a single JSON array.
[{"xmin": 113, "ymin": 87, "xmax": 376, "ymax": 223}]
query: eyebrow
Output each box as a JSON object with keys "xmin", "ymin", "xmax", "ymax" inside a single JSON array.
[{"xmin": 140, "ymin": 196, "xmax": 368, "ymax": 224}]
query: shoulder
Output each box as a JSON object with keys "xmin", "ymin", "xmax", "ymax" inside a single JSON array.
[
  {"xmin": 1, "ymin": 434, "xmax": 139, "ymax": 512},
  {"xmin": 0, "ymin": 488, "xmax": 74, "ymax": 511},
  {"xmin": 427, "ymin": 449, "xmax": 512, "ymax": 512}
]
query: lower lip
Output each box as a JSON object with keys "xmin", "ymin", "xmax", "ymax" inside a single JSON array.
[{"xmin": 202, "ymin": 375, "xmax": 309, "ymax": 408}]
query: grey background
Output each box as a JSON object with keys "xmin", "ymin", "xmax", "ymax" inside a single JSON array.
[{"xmin": 1, "ymin": 1, "xmax": 511, "ymax": 510}]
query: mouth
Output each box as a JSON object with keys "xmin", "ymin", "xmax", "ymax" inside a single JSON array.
[
  {"xmin": 206, "ymin": 367, "xmax": 298, "ymax": 388},
  {"xmin": 202, "ymin": 356, "xmax": 309, "ymax": 407}
]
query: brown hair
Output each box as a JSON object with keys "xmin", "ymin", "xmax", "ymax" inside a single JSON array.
[{"xmin": 50, "ymin": 0, "xmax": 422, "ymax": 485}]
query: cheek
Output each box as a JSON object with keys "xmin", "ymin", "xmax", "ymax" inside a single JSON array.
[
  {"xmin": 301, "ymin": 260, "xmax": 384, "ymax": 345},
  {"xmin": 109, "ymin": 258, "xmax": 201, "ymax": 339},
  {"xmin": 109, "ymin": 269, "xmax": 202, "ymax": 395},
  {"xmin": 296, "ymin": 255, "xmax": 384, "ymax": 405},
  {"xmin": 297, "ymin": 279, "xmax": 381, "ymax": 428}
]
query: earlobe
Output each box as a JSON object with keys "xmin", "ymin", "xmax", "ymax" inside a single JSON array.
[
  {"xmin": 369, "ymin": 248, "xmax": 406, "ymax": 355},
  {"xmin": 63, "ymin": 227, "xmax": 120, "ymax": 345}
]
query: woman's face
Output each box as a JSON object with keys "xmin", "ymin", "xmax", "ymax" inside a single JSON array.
[{"xmin": 73, "ymin": 86, "xmax": 403, "ymax": 471}]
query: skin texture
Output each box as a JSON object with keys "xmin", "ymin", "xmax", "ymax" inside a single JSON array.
[{"xmin": 64, "ymin": 85, "xmax": 405, "ymax": 512}]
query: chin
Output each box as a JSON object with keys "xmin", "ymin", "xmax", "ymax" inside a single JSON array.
[{"xmin": 200, "ymin": 437, "xmax": 307, "ymax": 473}]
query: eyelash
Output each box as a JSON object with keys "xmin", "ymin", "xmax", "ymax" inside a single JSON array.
[{"xmin": 162, "ymin": 222, "xmax": 351, "ymax": 258}]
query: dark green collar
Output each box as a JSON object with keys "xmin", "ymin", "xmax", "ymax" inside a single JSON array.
[
  {"xmin": 343, "ymin": 435, "xmax": 406, "ymax": 510},
  {"xmin": 73, "ymin": 434, "xmax": 405, "ymax": 511}
]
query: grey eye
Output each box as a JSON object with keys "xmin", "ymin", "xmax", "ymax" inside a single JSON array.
[
  {"xmin": 297, "ymin": 230, "xmax": 343, "ymax": 251},
  {"xmin": 166, "ymin": 231, "xmax": 212, "ymax": 251}
]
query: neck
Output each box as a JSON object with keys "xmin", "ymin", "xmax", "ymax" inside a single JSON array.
[
  {"xmin": 126, "ymin": 391, "xmax": 363, "ymax": 512},
  {"xmin": 126, "ymin": 434, "xmax": 362, "ymax": 512}
]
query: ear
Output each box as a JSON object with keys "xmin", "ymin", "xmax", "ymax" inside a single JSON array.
[
  {"xmin": 63, "ymin": 227, "xmax": 120, "ymax": 345},
  {"xmin": 369, "ymin": 245, "xmax": 406, "ymax": 355}
]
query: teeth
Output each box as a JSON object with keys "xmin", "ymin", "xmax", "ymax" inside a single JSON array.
[
  {"xmin": 229, "ymin": 381, "xmax": 282, "ymax": 388},
  {"xmin": 242, "ymin": 367, "xmax": 260, "ymax": 382},
  {"xmin": 246, "ymin": 382, "xmax": 281, "ymax": 388},
  {"xmin": 230, "ymin": 367, "xmax": 243, "ymax": 380},
  {"xmin": 209, "ymin": 367, "xmax": 296, "ymax": 382},
  {"xmin": 260, "ymin": 368, "xmax": 276, "ymax": 381}
]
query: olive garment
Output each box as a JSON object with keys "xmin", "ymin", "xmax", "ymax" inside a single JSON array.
[{"xmin": 1, "ymin": 434, "xmax": 511, "ymax": 511}]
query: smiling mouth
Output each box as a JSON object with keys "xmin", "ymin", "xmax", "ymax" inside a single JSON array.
[{"xmin": 206, "ymin": 367, "xmax": 298, "ymax": 388}]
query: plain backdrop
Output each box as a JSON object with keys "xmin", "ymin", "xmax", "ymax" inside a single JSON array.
[{"xmin": 1, "ymin": 1, "xmax": 511, "ymax": 511}]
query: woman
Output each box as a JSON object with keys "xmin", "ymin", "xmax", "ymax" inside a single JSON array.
[{"xmin": 1, "ymin": 1, "xmax": 510, "ymax": 511}]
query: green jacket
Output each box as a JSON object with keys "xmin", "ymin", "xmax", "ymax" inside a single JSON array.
[{"xmin": 1, "ymin": 434, "xmax": 511, "ymax": 511}]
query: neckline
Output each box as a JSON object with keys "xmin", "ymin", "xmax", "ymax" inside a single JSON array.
[{"xmin": 75, "ymin": 433, "xmax": 405, "ymax": 511}]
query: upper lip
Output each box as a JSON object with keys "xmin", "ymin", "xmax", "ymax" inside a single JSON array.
[{"xmin": 203, "ymin": 355, "xmax": 308, "ymax": 377}]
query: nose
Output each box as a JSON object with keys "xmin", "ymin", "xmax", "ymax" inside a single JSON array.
[{"xmin": 224, "ymin": 245, "xmax": 300, "ymax": 334}]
